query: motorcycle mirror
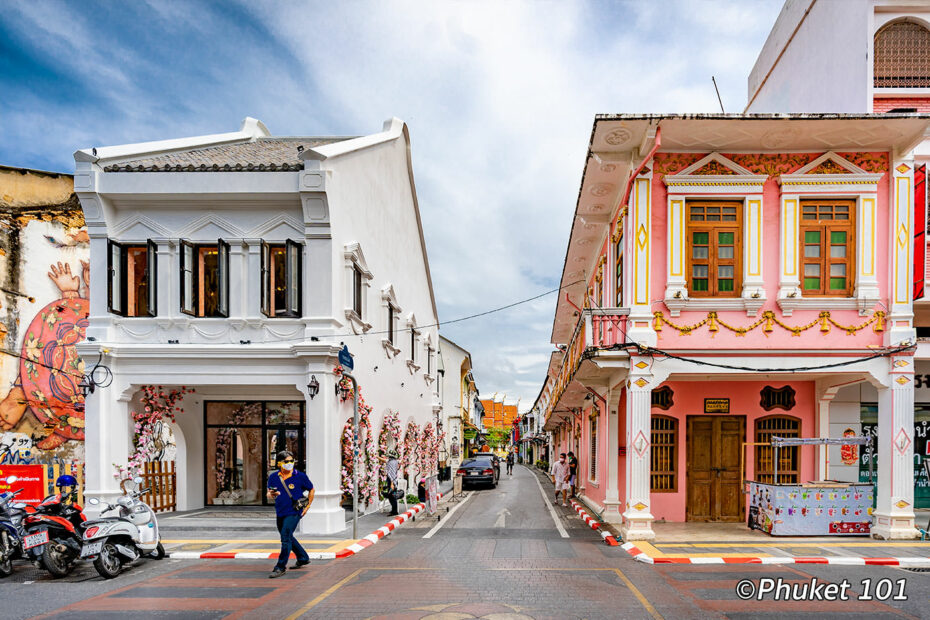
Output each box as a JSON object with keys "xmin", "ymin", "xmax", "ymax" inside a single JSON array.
[
  {"xmin": 4, "ymin": 476, "xmax": 17, "ymax": 484},
  {"xmin": 133, "ymin": 476, "xmax": 144, "ymax": 484},
  {"xmin": 88, "ymin": 497, "xmax": 100, "ymax": 505}
]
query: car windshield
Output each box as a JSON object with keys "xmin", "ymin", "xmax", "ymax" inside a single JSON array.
[{"xmin": 462, "ymin": 459, "xmax": 492, "ymax": 467}]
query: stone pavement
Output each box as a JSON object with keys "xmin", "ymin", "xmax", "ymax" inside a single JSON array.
[{"xmin": 8, "ymin": 465, "xmax": 930, "ymax": 619}]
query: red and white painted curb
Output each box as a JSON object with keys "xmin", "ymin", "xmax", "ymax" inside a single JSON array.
[
  {"xmin": 169, "ymin": 494, "xmax": 442, "ymax": 561},
  {"xmin": 569, "ymin": 499, "xmax": 619, "ymax": 546},
  {"xmin": 620, "ymin": 541, "xmax": 930, "ymax": 566}
]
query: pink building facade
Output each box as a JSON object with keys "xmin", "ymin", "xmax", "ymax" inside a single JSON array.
[{"xmin": 538, "ymin": 114, "xmax": 929, "ymax": 540}]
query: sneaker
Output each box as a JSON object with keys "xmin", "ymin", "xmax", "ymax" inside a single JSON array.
[
  {"xmin": 553, "ymin": 499, "xmax": 559, "ymax": 505},
  {"xmin": 292, "ymin": 559, "xmax": 311, "ymax": 569},
  {"xmin": 269, "ymin": 567, "xmax": 287, "ymax": 578},
  {"xmin": 562, "ymin": 502, "xmax": 568, "ymax": 507}
]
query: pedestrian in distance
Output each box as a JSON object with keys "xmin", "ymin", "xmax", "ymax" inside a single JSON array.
[
  {"xmin": 266, "ymin": 450, "xmax": 314, "ymax": 578},
  {"xmin": 550, "ymin": 453, "xmax": 570, "ymax": 506},
  {"xmin": 568, "ymin": 451, "xmax": 578, "ymax": 498},
  {"xmin": 506, "ymin": 450, "xmax": 515, "ymax": 475},
  {"xmin": 380, "ymin": 450, "xmax": 400, "ymax": 516}
]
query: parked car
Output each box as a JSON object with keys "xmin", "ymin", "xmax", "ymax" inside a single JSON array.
[{"xmin": 457, "ymin": 456, "xmax": 499, "ymax": 488}]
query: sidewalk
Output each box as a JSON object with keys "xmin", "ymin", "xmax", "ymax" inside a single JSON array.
[
  {"xmin": 622, "ymin": 515, "xmax": 930, "ymax": 566},
  {"xmin": 158, "ymin": 479, "xmax": 455, "ymax": 559}
]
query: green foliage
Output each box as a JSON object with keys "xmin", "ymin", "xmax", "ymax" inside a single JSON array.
[
  {"xmin": 406, "ymin": 493, "xmax": 420, "ymax": 504},
  {"xmin": 485, "ymin": 426, "xmax": 510, "ymax": 449},
  {"xmin": 535, "ymin": 459, "xmax": 549, "ymax": 471}
]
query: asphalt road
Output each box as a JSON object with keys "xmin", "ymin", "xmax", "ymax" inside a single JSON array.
[{"xmin": 4, "ymin": 465, "xmax": 930, "ymax": 618}]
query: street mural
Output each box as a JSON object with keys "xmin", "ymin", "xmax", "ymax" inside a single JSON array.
[{"xmin": 0, "ymin": 221, "xmax": 88, "ymax": 465}]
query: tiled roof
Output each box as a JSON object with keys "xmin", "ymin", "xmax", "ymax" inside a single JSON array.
[{"xmin": 103, "ymin": 137, "xmax": 352, "ymax": 172}]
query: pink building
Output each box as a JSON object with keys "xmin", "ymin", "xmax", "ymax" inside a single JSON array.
[{"xmin": 538, "ymin": 114, "xmax": 929, "ymax": 540}]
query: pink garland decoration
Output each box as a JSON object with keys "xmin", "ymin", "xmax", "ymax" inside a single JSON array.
[{"xmin": 113, "ymin": 385, "xmax": 194, "ymax": 481}]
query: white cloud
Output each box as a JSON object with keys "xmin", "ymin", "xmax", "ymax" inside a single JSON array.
[{"xmin": 1, "ymin": 0, "xmax": 783, "ymax": 405}]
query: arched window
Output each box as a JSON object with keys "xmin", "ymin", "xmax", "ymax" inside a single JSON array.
[
  {"xmin": 755, "ymin": 415, "xmax": 801, "ymax": 484},
  {"xmin": 875, "ymin": 20, "xmax": 930, "ymax": 88},
  {"xmin": 650, "ymin": 415, "xmax": 678, "ymax": 492}
]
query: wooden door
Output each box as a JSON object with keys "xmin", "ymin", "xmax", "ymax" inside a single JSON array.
[{"xmin": 686, "ymin": 416, "xmax": 746, "ymax": 522}]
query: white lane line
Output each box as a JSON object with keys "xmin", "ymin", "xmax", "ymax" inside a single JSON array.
[
  {"xmin": 422, "ymin": 491, "xmax": 474, "ymax": 539},
  {"xmin": 531, "ymin": 467, "xmax": 569, "ymax": 538}
]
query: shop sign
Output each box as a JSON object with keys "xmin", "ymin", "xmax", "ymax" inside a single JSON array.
[
  {"xmin": 704, "ymin": 398, "xmax": 730, "ymax": 414},
  {"xmin": 463, "ymin": 428, "xmax": 477, "ymax": 440},
  {"xmin": 0, "ymin": 464, "xmax": 46, "ymax": 504},
  {"xmin": 859, "ymin": 421, "xmax": 930, "ymax": 508}
]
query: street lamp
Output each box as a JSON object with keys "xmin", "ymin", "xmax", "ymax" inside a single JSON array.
[{"xmin": 307, "ymin": 375, "xmax": 320, "ymax": 400}]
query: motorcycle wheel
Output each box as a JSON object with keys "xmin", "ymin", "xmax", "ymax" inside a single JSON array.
[
  {"xmin": 149, "ymin": 542, "xmax": 166, "ymax": 560},
  {"xmin": 41, "ymin": 543, "xmax": 73, "ymax": 578},
  {"xmin": 0, "ymin": 532, "xmax": 12, "ymax": 577},
  {"xmin": 93, "ymin": 542, "xmax": 122, "ymax": 579}
]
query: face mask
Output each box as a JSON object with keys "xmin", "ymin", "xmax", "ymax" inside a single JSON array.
[
  {"xmin": 560, "ymin": 458, "xmax": 565, "ymax": 463},
  {"xmin": 282, "ymin": 463, "xmax": 295, "ymax": 471}
]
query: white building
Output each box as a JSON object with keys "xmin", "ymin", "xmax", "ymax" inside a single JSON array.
[
  {"xmin": 437, "ymin": 336, "xmax": 479, "ymax": 471},
  {"xmin": 73, "ymin": 117, "xmax": 440, "ymax": 534},
  {"xmin": 747, "ymin": 0, "xmax": 930, "ymax": 515}
]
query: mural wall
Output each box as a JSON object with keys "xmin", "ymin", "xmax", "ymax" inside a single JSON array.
[{"xmin": 0, "ymin": 166, "xmax": 87, "ymax": 465}]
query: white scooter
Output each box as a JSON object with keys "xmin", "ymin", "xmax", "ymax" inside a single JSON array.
[{"xmin": 82, "ymin": 477, "xmax": 165, "ymax": 579}]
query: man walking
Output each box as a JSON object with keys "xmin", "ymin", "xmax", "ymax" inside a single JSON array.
[
  {"xmin": 266, "ymin": 450, "xmax": 313, "ymax": 578},
  {"xmin": 506, "ymin": 450, "xmax": 515, "ymax": 475},
  {"xmin": 381, "ymin": 450, "xmax": 400, "ymax": 516},
  {"xmin": 550, "ymin": 453, "xmax": 570, "ymax": 506},
  {"xmin": 567, "ymin": 451, "xmax": 578, "ymax": 498}
]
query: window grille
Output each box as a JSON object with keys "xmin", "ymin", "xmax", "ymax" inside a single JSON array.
[
  {"xmin": 875, "ymin": 21, "xmax": 930, "ymax": 88},
  {"xmin": 650, "ymin": 415, "xmax": 677, "ymax": 492},
  {"xmin": 755, "ymin": 415, "xmax": 801, "ymax": 484}
]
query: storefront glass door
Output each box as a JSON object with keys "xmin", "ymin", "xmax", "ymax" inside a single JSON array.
[{"xmin": 205, "ymin": 401, "xmax": 305, "ymax": 506}]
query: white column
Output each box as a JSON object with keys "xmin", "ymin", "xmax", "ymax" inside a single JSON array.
[
  {"xmin": 888, "ymin": 160, "xmax": 916, "ymax": 343},
  {"xmin": 154, "ymin": 239, "xmax": 175, "ymax": 319},
  {"xmin": 777, "ymin": 194, "xmax": 801, "ymax": 310},
  {"xmin": 83, "ymin": 380, "xmax": 132, "ymax": 513},
  {"xmin": 742, "ymin": 196, "xmax": 766, "ymax": 313},
  {"xmin": 817, "ymin": 392, "xmax": 834, "ymax": 480},
  {"xmin": 228, "ymin": 240, "xmax": 247, "ymax": 319},
  {"xmin": 855, "ymin": 194, "xmax": 880, "ymax": 312},
  {"xmin": 300, "ymin": 370, "xmax": 346, "ymax": 535},
  {"xmin": 621, "ymin": 357, "xmax": 654, "ymax": 540},
  {"xmin": 602, "ymin": 383, "xmax": 623, "ymax": 524},
  {"xmin": 872, "ymin": 359, "xmax": 918, "ymax": 539},
  {"xmin": 664, "ymin": 196, "xmax": 687, "ymax": 303},
  {"xmin": 243, "ymin": 239, "xmax": 262, "ymax": 321},
  {"xmin": 626, "ymin": 172, "xmax": 656, "ymax": 346}
]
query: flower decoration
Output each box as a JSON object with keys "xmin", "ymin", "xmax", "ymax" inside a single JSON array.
[{"xmin": 112, "ymin": 385, "xmax": 194, "ymax": 481}]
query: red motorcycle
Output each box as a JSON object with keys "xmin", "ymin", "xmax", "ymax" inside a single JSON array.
[{"xmin": 22, "ymin": 475, "xmax": 86, "ymax": 578}]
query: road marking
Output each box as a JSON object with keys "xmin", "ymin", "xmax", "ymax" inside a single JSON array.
[
  {"xmin": 531, "ymin": 468, "xmax": 569, "ymax": 538},
  {"xmin": 610, "ymin": 568, "xmax": 664, "ymax": 620},
  {"xmin": 285, "ymin": 569, "xmax": 363, "ymax": 620},
  {"xmin": 423, "ymin": 491, "xmax": 474, "ymax": 538},
  {"xmin": 493, "ymin": 508, "xmax": 511, "ymax": 528}
]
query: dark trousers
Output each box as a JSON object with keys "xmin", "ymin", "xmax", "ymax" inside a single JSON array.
[
  {"xmin": 506, "ymin": 462, "xmax": 514, "ymax": 474},
  {"xmin": 275, "ymin": 514, "xmax": 309, "ymax": 570},
  {"xmin": 386, "ymin": 480, "xmax": 399, "ymax": 515}
]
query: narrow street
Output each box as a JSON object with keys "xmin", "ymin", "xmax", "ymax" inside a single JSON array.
[{"xmin": 6, "ymin": 465, "xmax": 930, "ymax": 619}]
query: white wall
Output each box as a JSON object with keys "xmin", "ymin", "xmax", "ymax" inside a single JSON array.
[{"xmin": 746, "ymin": 0, "xmax": 872, "ymax": 112}]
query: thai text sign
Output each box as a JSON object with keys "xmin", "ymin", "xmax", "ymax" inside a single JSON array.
[
  {"xmin": 704, "ymin": 398, "xmax": 730, "ymax": 413},
  {"xmin": 0, "ymin": 464, "xmax": 46, "ymax": 504}
]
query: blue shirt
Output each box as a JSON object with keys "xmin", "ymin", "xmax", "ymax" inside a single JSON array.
[{"xmin": 268, "ymin": 469, "xmax": 314, "ymax": 517}]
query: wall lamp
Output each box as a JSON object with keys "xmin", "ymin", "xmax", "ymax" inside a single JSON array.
[{"xmin": 307, "ymin": 375, "xmax": 320, "ymax": 400}]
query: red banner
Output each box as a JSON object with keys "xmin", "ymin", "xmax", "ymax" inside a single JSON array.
[{"xmin": 0, "ymin": 464, "xmax": 46, "ymax": 505}]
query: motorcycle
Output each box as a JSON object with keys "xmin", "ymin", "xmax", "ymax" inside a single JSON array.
[
  {"xmin": 82, "ymin": 476, "xmax": 165, "ymax": 579},
  {"xmin": 22, "ymin": 486, "xmax": 87, "ymax": 578},
  {"xmin": 0, "ymin": 475, "xmax": 33, "ymax": 577}
]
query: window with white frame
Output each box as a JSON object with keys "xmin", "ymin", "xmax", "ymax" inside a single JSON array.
[
  {"xmin": 344, "ymin": 243, "xmax": 372, "ymax": 332},
  {"xmin": 380, "ymin": 284, "xmax": 401, "ymax": 357}
]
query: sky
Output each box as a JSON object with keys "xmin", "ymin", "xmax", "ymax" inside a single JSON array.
[{"xmin": 0, "ymin": 0, "xmax": 784, "ymax": 409}]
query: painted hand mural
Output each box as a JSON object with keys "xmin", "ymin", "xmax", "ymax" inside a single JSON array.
[{"xmin": 0, "ymin": 251, "xmax": 89, "ymax": 462}]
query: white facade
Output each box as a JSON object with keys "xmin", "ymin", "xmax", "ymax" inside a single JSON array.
[
  {"xmin": 73, "ymin": 117, "xmax": 440, "ymax": 534},
  {"xmin": 437, "ymin": 336, "xmax": 477, "ymax": 471}
]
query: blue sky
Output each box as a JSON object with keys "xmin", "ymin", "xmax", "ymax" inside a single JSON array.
[{"xmin": 0, "ymin": 0, "xmax": 783, "ymax": 407}]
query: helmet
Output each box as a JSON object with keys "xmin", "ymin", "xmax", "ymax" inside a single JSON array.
[{"xmin": 55, "ymin": 474, "xmax": 78, "ymax": 488}]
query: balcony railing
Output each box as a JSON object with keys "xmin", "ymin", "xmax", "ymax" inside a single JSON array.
[{"xmin": 543, "ymin": 308, "xmax": 629, "ymax": 423}]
